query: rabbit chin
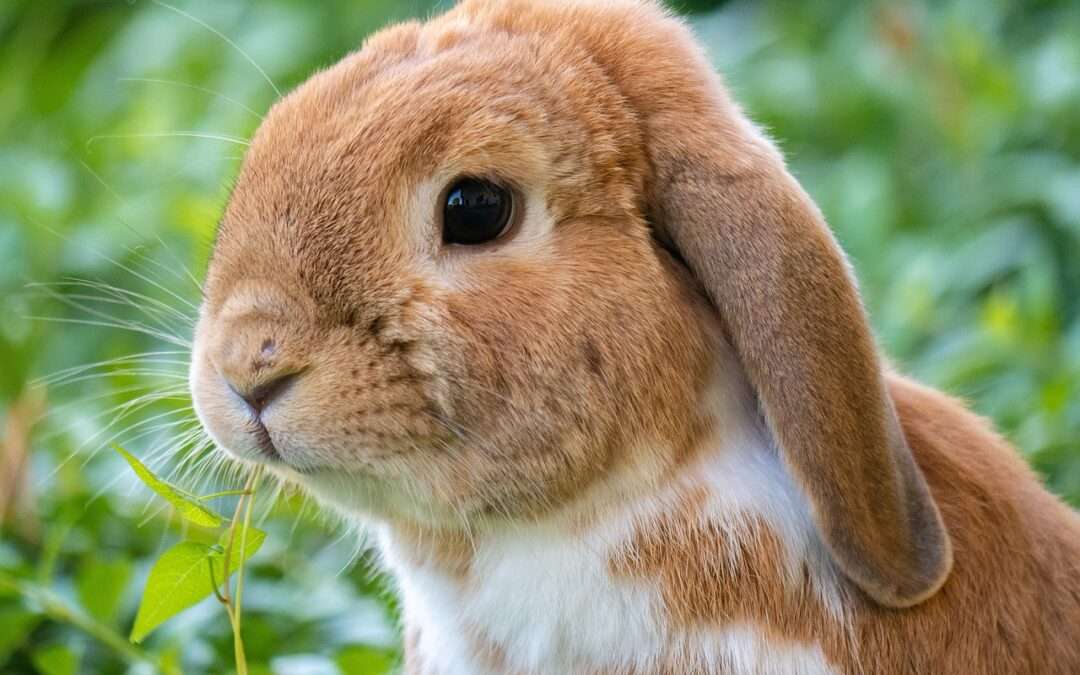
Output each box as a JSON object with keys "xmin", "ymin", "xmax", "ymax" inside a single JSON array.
[{"xmin": 275, "ymin": 464, "xmax": 470, "ymax": 528}]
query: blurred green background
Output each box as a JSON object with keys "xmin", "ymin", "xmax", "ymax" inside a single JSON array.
[{"xmin": 1, "ymin": 0, "xmax": 1078, "ymax": 673}]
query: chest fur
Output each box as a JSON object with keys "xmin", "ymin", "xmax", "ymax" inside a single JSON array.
[{"xmin": 378, "ymin": 447, "xmax": 846, "ymax": 675}]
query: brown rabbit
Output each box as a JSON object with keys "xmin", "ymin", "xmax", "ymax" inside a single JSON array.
[{"xmin": 189, "ymin": 0, "xmax": 1080, "ymax": 672}]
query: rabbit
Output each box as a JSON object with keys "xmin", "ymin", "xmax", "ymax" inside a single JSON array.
[{"xmin": 188, "ymin": 0, "xmax": 1080, "ymax": 673}]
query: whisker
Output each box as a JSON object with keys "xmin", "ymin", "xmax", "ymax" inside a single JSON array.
[
  {"xmin": 48, "ymin": 276, "xmax": 197, "ymax": 326},
  {"xmin": 25, "ymin": 316, "xmax": 191, "ymax": 348},
  {"xmin": 24, "ymin": 286, "xmax": 189, "ymax": 346},
  {"xmin": 34, "ymin": 350, "xmax": 189, "ymax": 387},
  {"xmin": 34, "ymin": 383, "xmax": 183, "ymax": 427},
  {"xmin": 86, "ymin": 414, "xmax": 198, "ymax": 469},
  {"xmin": 86, "ymin": 131, "xmax": 250, "ymax": 149},
  {"xmin": 119, "ymin": 77, "xmax": 265, "ymax": 121},
  {"xmin": 34, "ymin": 291, "xmax": 190, "ymax": 336},
  {"xmin": 143, "ymin": 426, "xmax": 206, "ymax": 470},
  {"xmin": 75, "ymin": 160, "xmax": 205, "ymax": 295},
  {"xmin": 78, "ymin": 406, "xmax": 195, "ymax": 462},
  {"xmin": 121, "ymin": 242, "xmax": 204, "ymax": 297},
  {"xmin": 151, "ymin": 0, "xmax": 282, "ymax": 97},
  {"xmin": 27, "ymin": 218, "xmax": 201, "ymax": 316},
  {"xmin": 40, "ymin": 401, "xmax": 193, "ymax": 486},
  {"xmin": 38, "ymin": 387, "xmax": 190, "ymax": 439},
  {"xmin": 37, "ymin": 369, "xmax": 189, "ymax": 389}
]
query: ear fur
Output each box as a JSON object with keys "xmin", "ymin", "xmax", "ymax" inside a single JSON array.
[
  {"xmin": 642, "ymin": 7, "xmax": 951, "ymax": 608},
  {"xmin": 470, "ymin": 0, "xmax": 954, "ymax": 607},
  {"xmin": 656, "ymin": 161, "xmax": 953, "ymax": 608}
]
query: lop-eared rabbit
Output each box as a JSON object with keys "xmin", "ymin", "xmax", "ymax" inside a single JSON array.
[{"xmin": 189, "ymin": 1, "xmax": 1080, "ymax": 672}]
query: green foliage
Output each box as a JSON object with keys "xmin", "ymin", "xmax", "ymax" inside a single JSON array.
[
  {"xmin": 0, "ymin": 0, "xmax": 1077, "ymax": 673},
  {"xmin": 114, "ymin": 443, "xmax": 225, "ymax": 529},
  {"xmin": 115, "ymin": 443, "xmax": 266, "ymax": 675},
  {"xmin": 130, "ymin": 530, "xmax": 263, "ymax": 644}
]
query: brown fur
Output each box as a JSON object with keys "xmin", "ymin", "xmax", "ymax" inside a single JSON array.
[
  {"xmin": 445, "ymin": 0, "xmax": 952, "ymax": 609},
  {"xmin": 613, "ymin": 377, "xmax": 1080, "ymax": 674},
  {"xmin": 195, "ymin": 3, "xmax": 717, "ymax": 522},
  {"xmin": 188, "ymin": 0, "xmax": 1080, "ymax": 672}
]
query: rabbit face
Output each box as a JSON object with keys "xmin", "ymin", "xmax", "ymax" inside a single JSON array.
[{"xmin": 190, "ymin": 20, "xmax": 718, "ymax": 526}]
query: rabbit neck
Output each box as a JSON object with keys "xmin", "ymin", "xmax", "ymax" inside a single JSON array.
[{"xmin": 376, "ymin": 364, "xmax": 847, "ymax": 674}]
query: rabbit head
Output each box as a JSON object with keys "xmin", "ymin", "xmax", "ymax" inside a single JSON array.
[{"xmin": 190, "ymin": 0, "xmax": 951, "ymax": 608}]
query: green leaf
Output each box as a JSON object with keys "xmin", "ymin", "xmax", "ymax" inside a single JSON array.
[
  {"xmin": 337, "ymin": 644, "xmax": 397, "ymax": 675},
  {"xmin": 31, "ymin": 644, "xmax": 79, "ymax": 675},
  {"xmin": 113, "ymin": 444, "xmax": 224, "ymax": 528},
  {"xmin": 75, "ymin": 556, "xmax": 133, "ymax": 624},
  {"xmin": 129, "ymin": 526, "xmax": 265, "ymax": 644}
]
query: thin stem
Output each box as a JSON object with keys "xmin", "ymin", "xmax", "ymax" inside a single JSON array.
[
  {"xmin": 208, "ymin": 557, "xmax": 227, "ymax": 604},
  {"xmin": 233, "ymin": 469, "xmax": 262, "ymax": 624},
  {"xmin": 219, "ymin": 468, "xmax": 261, "ymax": 675}
]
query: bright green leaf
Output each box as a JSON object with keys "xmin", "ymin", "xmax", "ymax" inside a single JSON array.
[
  {"xmin": 113, "ymin": 444, "xmax": 224, "ymax": 528},
  {"xmin": 337, "ymin": 644, "xmax": 397, "ymax": 675},
  {"xmin": 31, "ymin": 644, "xmax": 79, "ymax": 675},
  {"xmin": 130, "ymin": 542, "xmax": 214, "ymax": 644},
  {"xmin": 129, "ymin": 526, "xmax": 265, "ymax": 644},
  {"xmin": 75, "ymin": 556, "xmax": 133, "ymax": 624}
]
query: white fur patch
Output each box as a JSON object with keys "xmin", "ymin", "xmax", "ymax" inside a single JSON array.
[{"xmin": 365, "ymin": 364, "xmax": 847, "ymax": 674}]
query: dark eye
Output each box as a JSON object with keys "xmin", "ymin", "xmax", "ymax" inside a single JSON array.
[{"xmin": 442, "ymin": 177, "xmax": 513, "ymax": 245}]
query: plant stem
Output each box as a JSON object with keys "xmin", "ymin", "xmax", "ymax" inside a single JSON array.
[
  {"xmin": 219, "ymin": 467, "xmax": 262, "ymax": 675},
  {"xmin": 233, "ymin": 468, "xmax": 261, "ymax": 626}
]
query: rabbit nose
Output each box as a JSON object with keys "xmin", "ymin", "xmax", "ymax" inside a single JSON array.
[
  {"xmin": 228, "ymin": 371, "xmax": 297, "ymax": 416},
  {"xmin": 210, "ymin": 330, "xmax": 302, "ymax": 416}
]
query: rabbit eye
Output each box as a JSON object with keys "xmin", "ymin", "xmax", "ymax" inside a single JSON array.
[{"xmin": 442, "ymin": 177, "xmax": 512, "ymax": 246}]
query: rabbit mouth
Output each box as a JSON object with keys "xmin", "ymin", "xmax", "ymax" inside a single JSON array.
[{"xmin": 246, "ymin": 417, "xmax": 282, "ymax": 461}]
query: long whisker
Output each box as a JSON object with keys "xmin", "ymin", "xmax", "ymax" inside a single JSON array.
[
  {"xmin": 39, "ymin": 398, "xmax": 193, "ymax": 485},
  {"xmin": 78, "ymin": 406, "xmax": 196, "ymax": 464},
  {"xmin": 121, "ymin": 242, "xmax": 204, "ymax": 297},
  {"xmin": 143, "ymin": 426, "xmax": 206, "ymax": 469},
  {"xmin": 33, "ymin": 290, "xmax": 190, "ymax": 336},
  {"xmin": 39, "ymin": 385, "xmax": 189, "ymax": 432},
  {"xmin": 34, "ymin": 383, "xmax": 184, "ymax": 427},
  {"xmin": 86, "ymin": 131, "xmax": 250, "ymax": 149},
  {"xmin": 119, "ymin": 77, "xmax": 265, "ymax": 121},
  {"xmin": 26, "ymin": 218, "xmax": 201, "ymax": 315},
  {"xmin": 34, "ymin": 350, "xmax": 189, "ymax": 386},
  {"xmin": 26, "ymin": 283, "xmax": 190, "ymax": 346},
  {"xmin": 51, "ymin": 276, "xmax": 197, "ymax": 326},
  {"xmin": 85, "ymin": 414, "xmax": 198, "ymax": 469},
  {"xmin": 151, "ymin": 0, "xmax": 283, "ymax": 97},
  {"xmin": 26, "ymin": 316, "xmax": 191, "ymax": 349},
  {"xmin": 53, "ymin": 284, "xmax": 192, "ymax": 330},
  {"xmin": 75, "ymin": 159, "xmax": 205, "ymax": 295}
]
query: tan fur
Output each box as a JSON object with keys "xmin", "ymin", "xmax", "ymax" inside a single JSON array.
[
  {"xmin": 188, "ymin": 0, "xmax": 1080, "ymax": 672},
  {"xmin": 613, "ymin": 377, "xmax": 1080, "ymax": 674}
]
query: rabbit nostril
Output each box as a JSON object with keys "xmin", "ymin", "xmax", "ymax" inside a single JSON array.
[
  {"xmin": 230, "ymin": 372, "xmax": 297, "ymax": 416},
  {"xmin": 259, "ymin": 339, "xmax": 276, "ymax": 358}
]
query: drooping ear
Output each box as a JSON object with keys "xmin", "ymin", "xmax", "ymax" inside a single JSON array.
[
  {"xmin": 599, "ymin": 8, "xmax": 951, "ymax": 608},
  {"xmin": 650, "ymin": 145, "xmax": 953, "ymax": 607}
]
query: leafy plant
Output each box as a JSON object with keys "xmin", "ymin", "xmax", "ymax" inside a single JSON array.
[{"xmin": 116, "ymin": 445, "xmax": 264, "ymax": 673}]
